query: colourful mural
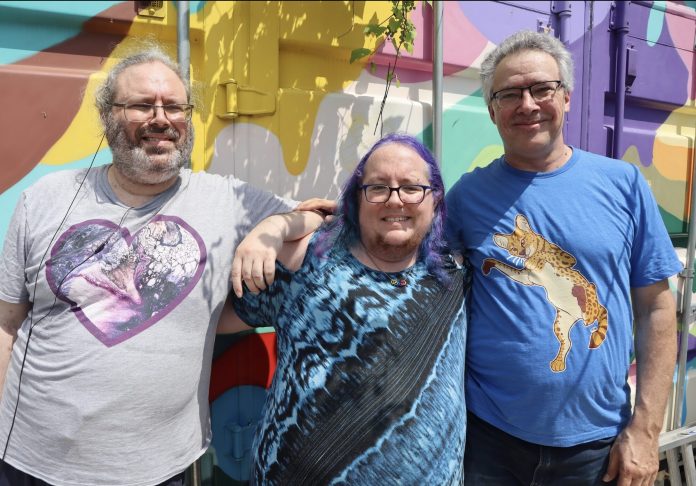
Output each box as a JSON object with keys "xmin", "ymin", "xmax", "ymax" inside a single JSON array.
[{"xmin": 0, "ymin": 0, "xmax": 695, "ymax": 482}]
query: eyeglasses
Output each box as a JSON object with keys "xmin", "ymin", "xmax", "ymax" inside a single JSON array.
[
  {"xmin": 109, "ymin": 102, "xmax": 194, "ymax": 122},
  {"xmin": 491, "ymin": 80, "xmax": 563, "ymax": 109},
  {"xmin": 361, "ymin": 184, "xmax": 432, "ymax": 204}
]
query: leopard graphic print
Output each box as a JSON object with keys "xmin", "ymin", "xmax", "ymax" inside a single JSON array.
[{"xmin": 482, "ymin": 214, "xmax": 608, "ymax": 372}]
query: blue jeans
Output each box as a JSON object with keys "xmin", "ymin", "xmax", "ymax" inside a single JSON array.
[{"xmin": 465, "ymin": 412, "xmax": 617, "ymax": 486}]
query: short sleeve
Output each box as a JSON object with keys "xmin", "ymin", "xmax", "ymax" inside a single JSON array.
[
  {"xmin": 230, "ymin": 177, "xmax": 297, "ymax": 237},
  {"xmin": 629, "ymin": 168, "xmax": 682, "ymax": 287},
  {"xmin": 0, "ymin": 193, "xmax": 30, "ymax": 303},
  {"xmin": 232, "ymin": 262, "xmax": 293, "ymax": 328}
]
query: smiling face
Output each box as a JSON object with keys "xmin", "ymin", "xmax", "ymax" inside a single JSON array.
[
  {"xmin": 488, "ymin": 49, "xmax": 570, "ymax": 170},
  {"xmin": 358, "ymin": 143, "xmax": 437, "ymax": 263},
  {"xmin": 105, "ymin": 61, "xmax": 192, "ymax": 185}
]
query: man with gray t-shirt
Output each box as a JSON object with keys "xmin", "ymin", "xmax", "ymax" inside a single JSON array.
[{"xmin": 0, "ymin": 48, "xmax": 324, "ymax": 486}]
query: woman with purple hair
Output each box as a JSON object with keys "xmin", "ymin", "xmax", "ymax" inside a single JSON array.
[{"xmin": 220, "ymin": 132, "xmax": 469, "ymax": 485}]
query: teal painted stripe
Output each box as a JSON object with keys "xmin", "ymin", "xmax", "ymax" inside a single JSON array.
[
  {"xmin": 646, "ymin": 1, "xmax": 666, "ymax": 47},
  {"xmin": 0, "ymin": 1, "xmax": 123, "ymax": 65},
  {"xmin": 191, "ymin": 1, "xmax": 206, "ymax": 13},
  {"xmin": 418, "ymin": 89, "xmax": 502, "ymax": 191},
  {"xmin": 0, "ymin": 149, "xmax": 112, "ymax": 242}
]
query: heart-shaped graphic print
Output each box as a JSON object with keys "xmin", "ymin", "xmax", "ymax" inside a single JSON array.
[{"xmin": 46, "ymin": 216, "xmax": 206, "ymax": 347}]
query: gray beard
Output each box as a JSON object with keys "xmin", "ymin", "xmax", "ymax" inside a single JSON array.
[{"xmin": 104, "ymin": 116, "xmax": 193, "ymax": 185}]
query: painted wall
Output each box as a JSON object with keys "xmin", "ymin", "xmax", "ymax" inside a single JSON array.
[{"xmin": 1, "ymin": 0, "xmax": 695, "ymax": 482}]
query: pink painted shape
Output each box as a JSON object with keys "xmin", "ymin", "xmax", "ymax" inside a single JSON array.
[
  {"xmin": 665, "ymin": 13, "xmax": 695, "ymax": 99},
  {"xmin": 370, "ymin": 2, "xmax": 488, "ymax": 83}
]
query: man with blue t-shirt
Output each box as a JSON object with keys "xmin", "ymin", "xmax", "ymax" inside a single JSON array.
[{"xmin": 445, "ymin": 30, "xmax": 681, "ymax": 486}]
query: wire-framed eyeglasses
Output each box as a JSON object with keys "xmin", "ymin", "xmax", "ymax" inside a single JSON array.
[
  {"xmin": 109, "ymin": 102, "xmax": 194, "ymax": 122},
  {"xmin": 361, "ymin": 184, "xmax": 432, "ymax": 204},
  {"xmin": 491, "ymin": 80, "xmax": 564, "ymax": 109}
]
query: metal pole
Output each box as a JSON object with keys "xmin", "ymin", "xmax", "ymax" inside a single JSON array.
[
  {"xmin": 673, "ymin": 159, "xmax": 696, "ymax": 429},
  {"xmin": 432, "ymin": 0, "xmax": 443, "ymax": 164},
  {"xmin": 176, "ymin": 1, "xmax": 191, "ymax": 170},
  {"xmin": 611, "ymin": 1, "xmax": 629, "ymax": 159},
  {"xmin": 177, "ymin": 1, "xmax": 191, "ymax": 83},
  {"xmin": 551, "ymin": 1, "xmax": 572, "ymax": 44}
]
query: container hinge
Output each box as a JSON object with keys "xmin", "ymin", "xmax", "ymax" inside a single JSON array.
[{"xmin": 218, "ymin": 79, "xmax": 276, "ymax": 119}]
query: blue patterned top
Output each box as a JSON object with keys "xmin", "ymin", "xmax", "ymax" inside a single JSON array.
[{"xmin": 233, "ymin": 240, "xmax": 468, "ymax": 485}]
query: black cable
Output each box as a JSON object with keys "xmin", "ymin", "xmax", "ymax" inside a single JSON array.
[{"xmin": 1, "ymin": 135, "xmax": 107, "ymax": 463}]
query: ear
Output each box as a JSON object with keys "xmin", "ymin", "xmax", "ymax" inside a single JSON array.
[
  {"xmin": 488, "ymin": 103, "xmax": 497, "ymax": 125},
  {"xmin": 516, "ymin": 214, "xmax": 531, "ymax": 232},
  {"xmin": 492, "ymin": 234, "xmax": 508, "ymax": 249},
  {"xmin": 563, "ymin": 89, "xmax": 571, "ymax": 113}
]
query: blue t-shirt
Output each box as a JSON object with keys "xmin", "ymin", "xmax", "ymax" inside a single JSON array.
[
  {"xmin": 233, "ymin": 240, "xmax": 468, "ymax": 485},
  {"xmin": 445, "ymin": 148, "xmax": 682, "ymax": 447}
]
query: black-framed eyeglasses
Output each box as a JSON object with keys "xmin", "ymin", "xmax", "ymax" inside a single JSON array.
[
  {"xmin": 361, "ymin": 184, "xmax": 432, "ymax": 204},
  {"xmin": 491, "ymin": 80, "xmax": 563, "ymax": 108},
  {"xmin": 109, "ymin": 102, "xmax": 194, "ymax": 122}
]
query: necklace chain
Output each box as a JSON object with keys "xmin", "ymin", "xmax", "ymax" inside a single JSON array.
[{"xmin": 360, "ymin": 242, "xmax": 408, "ymax": 288}]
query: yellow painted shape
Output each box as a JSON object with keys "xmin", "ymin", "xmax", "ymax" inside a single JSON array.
[
  {"xmin": 468, "ymin": 145, "xmax": 505, "ymax": 171},
  {"xmin": 652, "ymin": 105, "xmax": 695, "ymax": 181},
  {"xmin": 623, "ymin": 145, "xmax": 688, "ymax": 223},
  {"xmin": 198, "ymin": 1, "xmax": 392, "ymax": 175},
  {"xmin": 41, "ymin": 1, "xmax": 397, "ymax": 177}
]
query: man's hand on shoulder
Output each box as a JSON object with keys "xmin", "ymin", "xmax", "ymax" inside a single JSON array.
[
  {"xmin": 231, "ymin": 216, "xmax": 287, "ymax": 298},
  {"xmin": 231, "ymin": 202, "xmax": 330, "ymax": 298},
  {"xmin": 295, "ymin": 198, "xmax": 337, "ymax": 221}
]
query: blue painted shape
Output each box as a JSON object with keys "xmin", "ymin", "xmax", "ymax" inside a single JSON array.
[
  {"xmin": 211, "ymin": 385, "xmax": 267, "ymax": 481},
  {"xmin": 646, "ymin": 1, "xmax": 667, "ymax": 47},
  {"xmin": 171, "ymin": 1, "xmax": 205, "ymax": 13},
  {"xmin": 0, "ymin": 149, "xmax": 112, "ymax": 243},
  {"xmin": 0, "ymin": 1, "xmax": 122, "ymax": 64},
  {"xmin": 190, "ymin": 1, "xmax": 207, "ymax": 13}
]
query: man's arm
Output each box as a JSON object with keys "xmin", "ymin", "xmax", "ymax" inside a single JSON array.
[
  {"xmin": 216, "ymin": 294, "xmax": 254, "ymax": 334},
  {"xmin": 603, "ymin": 279, "xmax": 677, "ymax": 486},
  {"xmin": 0, "ymin": 299, "xmax": 30, "ymax": 398},
  {"xmin": 231, "ymin": 209, "xmax": 326, "ymax": 298}
]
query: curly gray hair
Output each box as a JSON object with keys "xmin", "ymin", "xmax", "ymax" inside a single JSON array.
[
  {"xmin": 94, "ymin": 45, "xmax": 189, "ymax": 124},
  {"xmin": 480, "ymin": 30, "xmax": 574, "ymax": 105}
]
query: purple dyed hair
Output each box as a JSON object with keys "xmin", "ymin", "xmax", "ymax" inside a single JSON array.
[{"xmin": 316, "ymin": 132, "xmax": 450, "ymax": 284}]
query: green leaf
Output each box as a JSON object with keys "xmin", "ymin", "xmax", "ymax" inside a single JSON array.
[
  {"xmin": 350, "ymin": 48, "xmax": 372, "ymax": 63},
  {"xmin": 364, "ymin": 24, "xmax": 388, "ymax": 36},
  {"xmin": 370, "ymin": 62, "xmax": 377, "ymax": 74},
  {"xmin": 388, "ymin": 18, "xmax": 400, "ymax": 34}
]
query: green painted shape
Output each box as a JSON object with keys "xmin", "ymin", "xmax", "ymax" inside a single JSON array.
[
  {"xmin": 646, "ymin": 1, "xmax": 666, "ymax": 47},
  {"xmin": 660, "ymin": 206, "xmax": 688, "ymax": 236},
  {"xmin": 418, "ymin": 89, "xmax": 503, "ymax": 192}
]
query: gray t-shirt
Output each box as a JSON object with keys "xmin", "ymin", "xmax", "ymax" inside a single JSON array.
[{"xmin": 0, "ymin": 165, "xmax": 294, "ymax": 486}]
